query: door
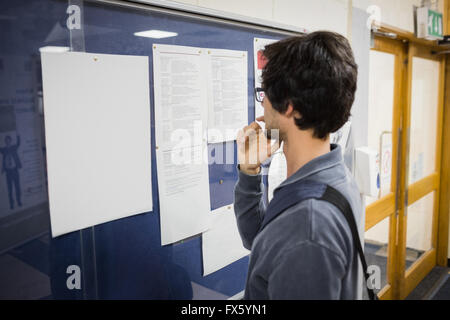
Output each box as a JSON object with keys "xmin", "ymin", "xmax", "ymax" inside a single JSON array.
[{"xmin": 397, "ymin": 43, "xmax": 445, "ymax": 299}]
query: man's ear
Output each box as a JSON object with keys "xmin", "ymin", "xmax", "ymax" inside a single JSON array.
[
  {"xmin": 284, "ymin": 104, "xmax": 294, "ymax": 117},
  {"xmin": 284, "ymin": 103, "xmax": 301, "ymax": 120}
]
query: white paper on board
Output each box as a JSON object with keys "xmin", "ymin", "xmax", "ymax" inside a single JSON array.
[
  {"xmin": 152, "ymin": 44, "xmax": 208, "ymax": 151},
  {"xmin": 156, "ymin": 145, "xmax": 212, "ymax": 245},
  {"xmin": 202, "ymin": 205, "xmax": 250, "ymax": 276},
  {"xmin": 153, "ymin": 44, "xmax": 213, "ymax": 245},
  {"xmin": 253, "ymin": 37, "xmax": 277, "ymax": 122},
  {"xmin": 41, "ymin": 51, "xmax": 153, "ymax": 237},
  {"xmin": 268, "ymin": 149, "xmax": 287, "ymax": 202},
  {"xmin": 206, "ymin": 49, "xmax": 248, "ymax": 143},
  {"xmin": 330, "ymin": 120, "xmax": 352, "ymax": 155}
]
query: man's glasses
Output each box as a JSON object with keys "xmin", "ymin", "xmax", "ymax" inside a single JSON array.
[{"xmin": 254, "ymin": 87, "xmax": 265, "ymax": 103}]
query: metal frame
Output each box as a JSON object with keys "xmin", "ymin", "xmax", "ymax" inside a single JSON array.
[{"xmin": 90, "ymin": 0, "xmax": 306, "ymax": 36}]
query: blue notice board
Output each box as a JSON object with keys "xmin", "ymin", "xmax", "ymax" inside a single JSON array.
[{"xmin": 0, "ymin": 0, "xmax": 299, "ymax": 299}]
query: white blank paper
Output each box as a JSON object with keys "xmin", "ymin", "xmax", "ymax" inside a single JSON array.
[
  {"xmin": 268, "ymin": 150, "xmax": 287, "ymax": 202},
  {"xmin": 41, "ymin": 52, "xmax": 153, "ymax": 237},
  {"xmin": 202, "ymin": 205, "xmax": 249, "ymax": 276}
]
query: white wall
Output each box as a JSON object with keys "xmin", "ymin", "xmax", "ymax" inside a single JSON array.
[
  {"xmin": 173, "ymin": 0, "xmax": 445, "ymax": 36},
  {"xmin": 353, "ymin": 0, "xmax": 445, "ymax": 33},
  {"xmin": 353, "ymin": 0, "xmax": 421, "ymax": 33},
  {"xmin": 172, "ymin": 0, "xmax": 351, "ymax": 36},
  {"xmin": 197, "ymin": 0, "xmax": 273, "ymax": 21},
  {"xmin": 271, "ymin": 0, "xmax": 350, "ymax": 36}
]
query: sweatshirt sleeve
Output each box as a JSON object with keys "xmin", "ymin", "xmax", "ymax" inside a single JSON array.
[
  {"xmin": 267, "ymin": 241, "xmax": 347, "ymax": 300},
  {"xmin": 233, "ymin": 166, "xmax": 266, "ymax": 250}
]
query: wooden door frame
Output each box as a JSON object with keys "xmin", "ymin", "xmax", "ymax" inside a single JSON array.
[
  {"xmin": 436, "ymin": 0, "xmax": 450, "ymax": 269},
  {"xmin": 366, "ymin": 36, "xmax": 407, "ymax": 300}
]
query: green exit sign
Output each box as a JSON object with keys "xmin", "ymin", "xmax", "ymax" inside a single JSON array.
[{"xmin": 417, "ymin": 7, "xmax": 444, "ymax": 40}]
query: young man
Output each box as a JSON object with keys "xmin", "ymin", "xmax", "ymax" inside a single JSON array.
[{"xmin": 234, "ymin": 31, "xmax": 362, "ymax": 299}]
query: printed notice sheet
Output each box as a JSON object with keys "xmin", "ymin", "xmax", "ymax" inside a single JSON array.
[
  {"xmin": 156, "ymin": 145, "xmax": 211, "ymax": 245},
  {"xmin": 207, "ymin": 49, "xmax": 248, "ymax": 143},
  {"xmin": 153, "ymin": 44, "xmax": 211, "ymax": 245},
  {"xmin": 41, "ymin": 52, "xmax": 153, "ymax": 237},
  {"xmin": 153, "ymin": 44, "xmax": 208, "ymax": 151},
  {"xmin": 202, "ymin": 205, "xmax": 250, "ymax": 276}
]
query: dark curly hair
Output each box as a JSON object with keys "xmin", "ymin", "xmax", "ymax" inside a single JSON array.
[{"xmin": 262, "ymin": 31, "xmax": 358, "ymax": 139}]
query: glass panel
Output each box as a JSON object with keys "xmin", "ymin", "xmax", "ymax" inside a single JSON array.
[
  {"xmin": 408, "ymin": 57, "xmax": 440, "ymax": 184},
  {"xmin": 0, "ymin": 0, "xmax": 294, "ymax": 300},
  {"xmin": 405, "ymin": 192, "xmax": 435, "ymax": 270},
  {"xmin": 364, "ymin": 216, "xmax": 391, "ymax": 297},
  {"xmin": 366, "ymin": 50, "xmax": 395, "ymax": 206}
]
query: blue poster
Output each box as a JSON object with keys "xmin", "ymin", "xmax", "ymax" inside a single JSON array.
[{"xmin": 0, "ymin": 55, "xmax": 47, "ymax": 218}]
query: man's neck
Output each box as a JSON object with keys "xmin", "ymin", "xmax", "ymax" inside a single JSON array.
[{"xmin": 282, "ymin": 130, "xmax": 331, "ymax": 178}]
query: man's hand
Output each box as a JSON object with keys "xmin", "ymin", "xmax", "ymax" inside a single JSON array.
[{"xmin": 237, "ymin": 116, "xmax": 280, "ymax": 175}]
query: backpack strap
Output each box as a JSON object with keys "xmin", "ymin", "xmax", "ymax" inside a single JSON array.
[
  {"xmin": 260, "ymin": 180, "xmax": 377, "ymax": 300},
  {"xmin": 320, "ymin": 185, "xmax": 378, "ymax": 300},
  {"xmin": 259, "ymin": 181, "xmax": 327, "ymax": 232}
]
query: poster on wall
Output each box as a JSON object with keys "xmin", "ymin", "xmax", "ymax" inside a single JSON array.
[
  {"xmin": 253, "ymin": 37, "xmax": 277, "ymax": 121},
  {"xmin": 380, "ymin": 132, "xmax": 392, "ymax": 197},
  {"xmin": 0, "ymin": 55, "xmax": 48, "ymax": 219}
]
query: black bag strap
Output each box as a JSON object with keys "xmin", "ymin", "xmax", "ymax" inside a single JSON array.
[{"xmin": 320, "ymin": 185, "xmax": 378, "ymax": 300}]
